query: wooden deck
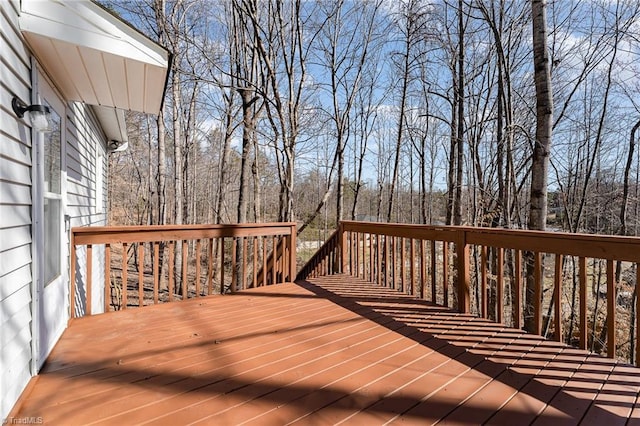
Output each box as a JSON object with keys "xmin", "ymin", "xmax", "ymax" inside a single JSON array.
[{"xmin": 10, "ymin": 274, "xmax": 640, "ymax": 425}]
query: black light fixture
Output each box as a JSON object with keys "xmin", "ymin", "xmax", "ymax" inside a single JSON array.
[{"xmin": 12, "ymin": 95, "xmax": 51, "ymax": 132}]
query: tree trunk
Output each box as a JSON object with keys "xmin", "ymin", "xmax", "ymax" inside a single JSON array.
[
  {"xmin": 525, "ymin": 0, "xmax": 553, "ymax": 333},
  {"xmin": 453, "ymin": 0, "xmax": 464, "ymax": 226},
  {"xmin": 387, "ymin": 36, "xmax": 410, "ymax": 222}
]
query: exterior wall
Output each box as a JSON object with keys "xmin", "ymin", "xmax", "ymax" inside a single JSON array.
[
  {"xmin": 67, "ymin": 103, "xmax": 108, "ymax": 316},
  {"xmin": 0, "ymin": 1, "xmax": 109, "ymax": 418},
  {"xmin": 0, "ymin": 0, "xmax": 36, "ymax": 419}
]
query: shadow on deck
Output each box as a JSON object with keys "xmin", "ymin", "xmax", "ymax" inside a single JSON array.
[{"xmin": 9, "ymin": 274, "xmax": 640, "ymax": 425}]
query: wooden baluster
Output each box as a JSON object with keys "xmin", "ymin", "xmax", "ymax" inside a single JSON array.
[
  {"xmin": 350, "ymin": 232, "xmax": 355, "ymax": 276},
  {"xmin": 637, "ymin": 263, "xmax": 640, "ymax": 366},
  {"xmin": 377, "ymin": 235, "xmax": 382, "ymax": 287},
  {"xmin": 262, "ymin": 236, "xmax": 267, "ymax": 286},
  {"xmin": 456, "ymin": 233, "xmax": 470, "ymax": 314},
  {"xmin": 357, "ymin": 232, "xmax": 362, "ymax": 279},
  {"xmin": 410, "ymin": 239, "xmax": 415, "ymax": 296},
  {"xmin": 385, "ymin": 235, "xmax": 391, "ymax": 288},
  {"xmin": 400, "ymin": 237, "xmax": 406, "ymax": 293},
  {"xmin": 153, "ymin": 242, "xmax": 159, "ymax": 304},
  {"xmin": 138, "ymin": 244, "xmax": 144, "ymax": 307},
  {"xmin": 282, "ymin": 237, "xmax": 287, "ymax": 280},
  {"xmin": 231, "ymin": 238, "xmax": 237, "ymax": 292},
  {"xmin": 443, "ymin": 242, "xmax": 449, "ymax": 307},
  {"xmin": 220, "ymin": 238, "xmax": 225, "ymax": 293},
  {"xmin": 481, "ymin": 246, "xmax": 488, "ymax": 319},
  {"xmin": 87, "ymin": 244, "xmax": 93, "ymax": 315},
  {"xmin": 514, "ymin": 250, "xmax": 522, "ymax": 329},
  {"xmin": 71, "ymin": 237, "xmax": 77, "ymax": 318},
  {"xmin": 242, "ymin": 237, "xmax": 248, "ymax": 290},
  {"xmin": 321, "ymin": 240, "xmax": 326, "ymax": 276},
  {"xmin": 553, "ymin": 254, "xmax": 563, "ymax": 341},
  {"xmin": 289, "ymin": 230, "xmax": 296, "ymax": 282},
  {"xmin": 391, "ymin": 237, "xmax": 397, "ymax": 290},
  {"xmin": 431, "ymin": 240, "xmax": 437, "ymax": 303},
  {"xmin": 497, "ymin": 247, "xmax": 504, "ymax": 323},
  {"xmin": 168, "ymin": 242, "xmax": 174, "ymax": 302},
  {"xmin": 534, "ymin": 252, "xmax": 542, "ymax": 336},
  {"xmin": 105, "ymin": 244, "xmax": 111, "ymax": 312},
  {"xmin": 339, "ymin": 224, "xmax": 346, "ymax": 275},
  {"xmin": 253, "ymin": 237, "xmax": 258, "ymax": 288},
  {"xmin": 207, "ymin": 238, "xmax": 214, "ymax": 295},
  {"xmin": 359, "ymin": 232, "xmax": 364, "ymax": 278},
  {"xmin": 276, "ymin": 237, "xmax": 281, "ymax": 283},
  {"xmin": 195, "ymin": 240, "xmax": 202, "ymax": 296},
  {"xmin": 352, "ymin": 231, "xmax": 357, "ymax": 277},
  {"xmin": 271, "ymin": 236, "xmax": 276, "ymax": 285},
  {"xmin": 420, "ymin": 240, "xmax": 426, "ymax": 299},
  {"xmin": 122, "ymin": 242, "xmax": 128, "ymax": 309},
  {"xmin": 579, "ymin": 256, "xmax": 587, "ymax": 349},
  {"xmin": 182, "ymin": 240, "xmax": 188, "ymax": 299},
  {"xmin": 607, "ymin": 259, "xmax": 616, "ymax": 358},
  {"xmin": 368, "ymin": 233, "xmax": 374, "ymax": 282}
]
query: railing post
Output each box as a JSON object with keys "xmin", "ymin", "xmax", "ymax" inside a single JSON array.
[
  {"xmin": 70, "ymin": 231, "xmax": 76, "ymax": 319},
  {"xmin": 289, "ymin": 224, "xmax": 296, "ymax": 282},
  {"xmin": 87, "ymin": 244, "xmax": 93, "ymax": 315},
  {"xmin": 340, "ymin": 222, "xmax": 347, "ymax": 274},
  {"xmin": 456, "ymin": 229, "xmax": 470, "ymax": 314}
]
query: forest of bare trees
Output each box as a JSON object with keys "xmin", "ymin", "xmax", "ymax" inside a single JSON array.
[{"xmin": 104, "ymin": 0, "xmax": 640, "ymax": 246}]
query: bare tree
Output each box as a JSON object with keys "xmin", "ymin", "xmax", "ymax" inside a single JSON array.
[{"xmin": 525, "ymin": 0, "xmax": 553, "ymax": 333}]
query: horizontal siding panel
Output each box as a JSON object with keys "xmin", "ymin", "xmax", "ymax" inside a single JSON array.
[
  {"xmin": 1, "ymin": 352, "xmax": 31, "ymax": 420},
  {"xmin": 0, "ymin": 284, "xmax": 32, "ymax": 403},
  {"xmin": 0, "ymin": 1, "xmax": 30, "ymax": 66},
  {"xmin": 0, "ymin": 204, "xmax": 30, "ymax": 228},
  {"xmin": 0, "ymin": 282, "xmax": 30, "ymax": 328},
  {"xmin": 0, "ymin": 263, "xmax": 31, "ymax": 302},
  {"xmin": 0, "ymin": 59, "xmax": 30, "ymax": 102},
  {"xmin": 66, "ymin": 180, "xmax": 92, "ymax": 199},
  {"xmin": 0, "ymin": 129, "xmax": 31, "ymax": 166},
  {"xmin": 1, "ymin": 306, "xmax": 31, "ymax": 350},
  {"xmin": 4, "ymin": 336, "xmax": 31, "ymax": 374},
  {"xmin": 0, "ymin": 102, "xmax": 31, "ymax": 148},
  {"xmin": 69, "ymin": 214, "xmax": 106, "ymax": 229},
  {"xmin": 66, "ymin": 153, "xmax": 88, "ymax": 183},
  {"xmin": 0, "ymin": 82, "xmax": 32, "ymax": 147},
  {"xmin": 0, "ymin": 224, "xmax": 31, "ymax": 254},
  {"xmin": 67, "ymin": 192, "xmax": 92, "ymax": 209},
  {"xmin": 0, "ymin": 243, "xmax": 31, "ymax": 278},
  {"xmin": 0, "ymin": 36, "xmax": 30, "ymax": 85},
  {"xmin": 67, "ymin": 148, "xmax": 95, "ymax": 181},
  {"xmin": 68, "ymin": 212, "xmax": 101, "ymax": 227},
  {"xmin": 0, "ymin": 181, "xmax": 31, "ymax": 205},
  {"xmin": 0, "ymin": 157, "xmax": 31, "ymax": 186}
]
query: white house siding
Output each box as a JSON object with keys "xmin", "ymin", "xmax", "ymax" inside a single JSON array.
[
  {"xmin": 0, "ymin": 0, "xmax": 35, "ymax": 419},
  {"xmin": 1, "ymin": 1, "xmax": 110, "ymax": 418},
  {"xmin": 67, "ymin": 103, "xmax": 108, "ymax": 317}
]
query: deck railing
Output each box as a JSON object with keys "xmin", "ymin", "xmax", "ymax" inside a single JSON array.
[
  {"xmin": 70, "ymin": 223, "xmax": 296, "ymax": 317},
  {"xmin": 298, "ymin": 220, "xmax": 640, "ymax": 365}
]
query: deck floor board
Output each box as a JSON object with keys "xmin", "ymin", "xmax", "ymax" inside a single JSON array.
[{"xmin": 9, "ymin": 274, "xmax": 640, "ymax": 425}]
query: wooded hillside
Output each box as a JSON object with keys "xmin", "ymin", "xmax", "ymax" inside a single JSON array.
[{"xmin": 103, "ymin": 0, "xmax": 640, "ymax": 243}]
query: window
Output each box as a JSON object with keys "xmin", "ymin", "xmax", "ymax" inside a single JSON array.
[{"xmin": 43, "ymin": 104, "xmax": 62, "ymax": 285}]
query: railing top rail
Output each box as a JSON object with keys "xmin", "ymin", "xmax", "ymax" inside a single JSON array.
[
  {"xmin": 72, "ymin": 222, "xmax": 296, "ymax": 245},
  {"xmin": 340, "ymin": 221, "xmax": 640, "ymax": 262}
]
